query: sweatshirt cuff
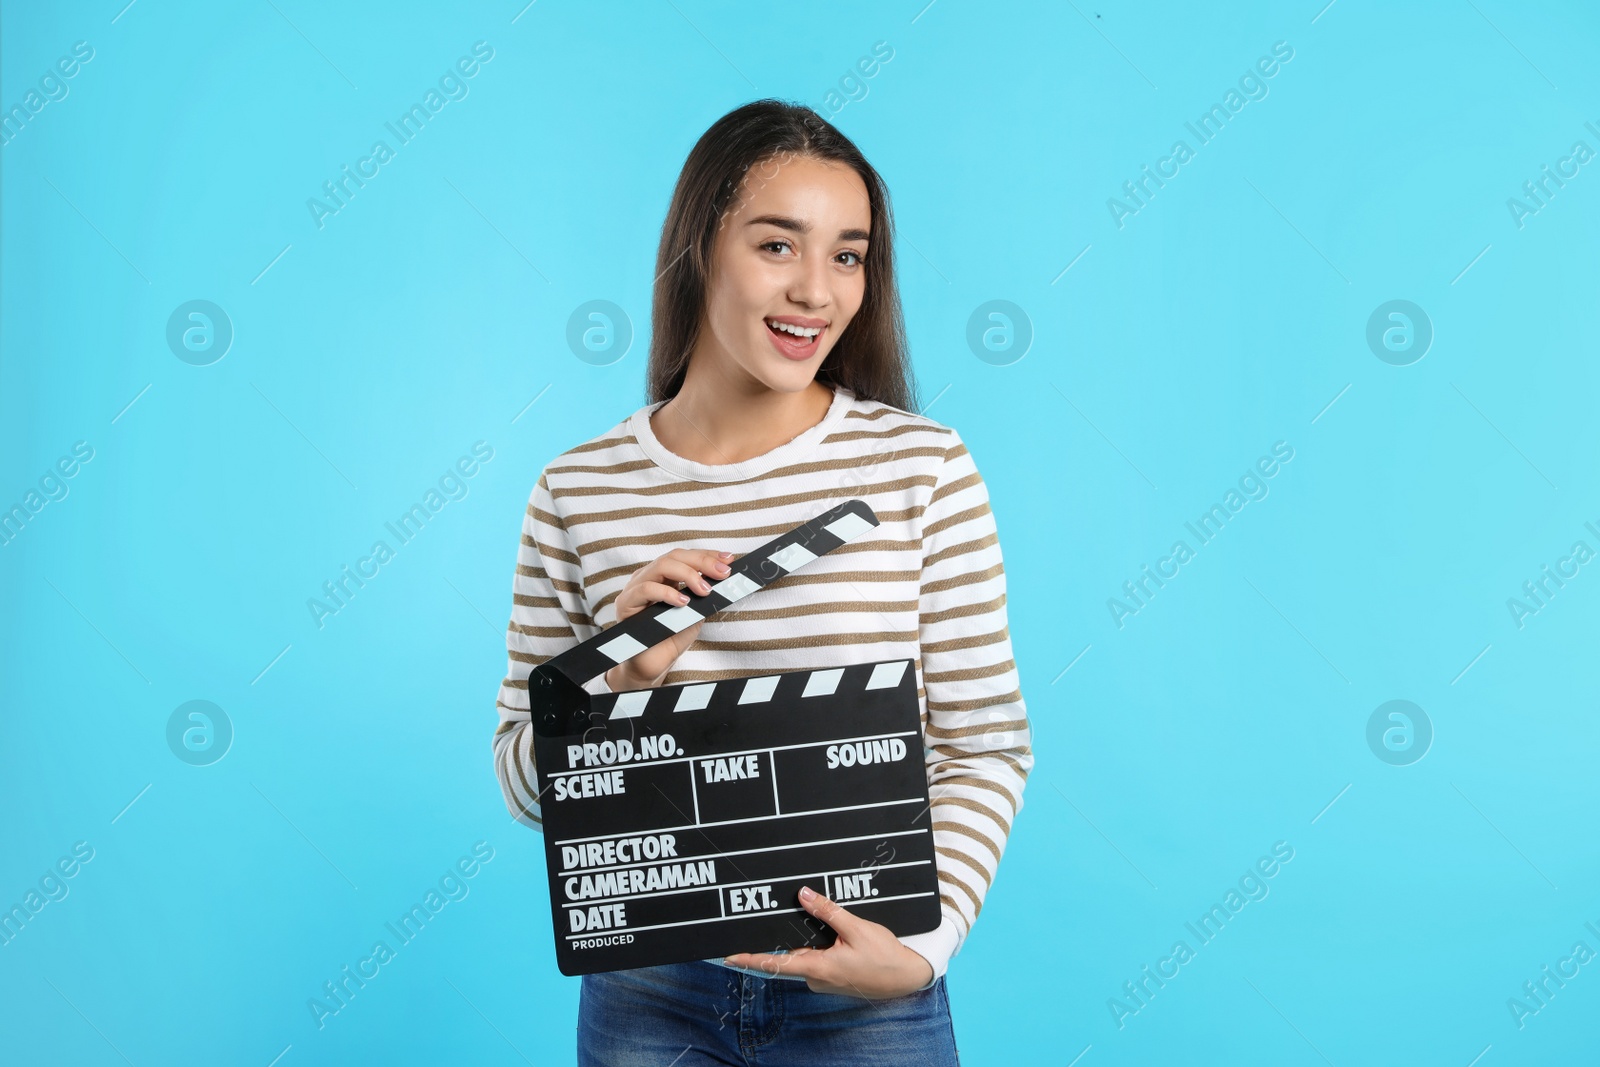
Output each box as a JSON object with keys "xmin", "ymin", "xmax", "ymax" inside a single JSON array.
[{"xmin": 899, "ymin": 916, "xmax": 963, "ymax": 988}]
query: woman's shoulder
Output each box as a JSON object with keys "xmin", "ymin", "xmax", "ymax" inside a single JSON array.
[
  {"xmin": 834, "ymin": 391, "xmax": 963, "ymax": 464},
  {"xmin": 539, "ymin": 406, "xmax": 650, "ymax": 485},
  {"xmin": 836, "ymin": 391, "xmax": 958, "ymax": 441}
]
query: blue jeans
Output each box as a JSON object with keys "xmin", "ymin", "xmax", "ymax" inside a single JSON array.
[{"xmin": 576, "ymin": 961, "xmax": 960, "ymax": 1066}]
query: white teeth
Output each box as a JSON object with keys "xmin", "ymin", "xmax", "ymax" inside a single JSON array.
[{"xmin": 766, "ymin": 319, "xmax": 821, "ymax": 339}]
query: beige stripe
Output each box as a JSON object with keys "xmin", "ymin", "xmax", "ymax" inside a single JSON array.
[
  {"xmin": 925, "ymin": 531, "xmax": 998, "ymax": 570},
  {"xmin": 933, "ymin": 820, "xmax": 1002, "ymax": 863},
  {"xmin": 556, "ymin": 433, "xmax": 638, "ymax": 457},
  {"xmin": 926, "ymin": 689, "xmax": 1024, "ymax": 715},
  {"xmin": 683, "ymin": 597, "xmax": 920, "ymax": 622},
  {"xmin": 659, "ymin": 667, "xmax": 784, "ymax": 684},
  {"xmin": 923, "ymin": 714, "xmax": 1028, "ymax": 741},
  {"xmin": 543, "ymin": 457, "xmax": 662, "ymax": 479},
  {"xmin": 583, "ymin": 546, "xmax": 917, "ymax": 590},
  {"xmin": 580, "ymin": 595, "xmax": 923, "ymax": 630},
  {"xmin": 839, "ymin": 406, "xmax": 937, "ymax": 426},
  {"xmin": 522, "ymin": 532, "xmax": 581, "ymax": 567},
  {"xmin": 930, "ymin": 747, "xmax": 1032, "ymax": 778},
  {"xmin": 924, "ymin": 497, "xmax": 990, "ymax": 541},
  {"xmin": 923, "ymin": 659, "xmax": 1015, "ymax": 685},
  {"xmin": 934, "ymin": 794, "xmax": 1012, "ymax": 835},
  {"xmin": 926, "ymin": 462, "xmax": 977, "ymax": 510},
  {"xmin": 507, "ymin": 623, "xmax": 580, "ymax": 641},
  {"xmin": 590, "ymin": 569, "xmax": 919, "ymax": 618},
  {"xmin": 932, "ymin": 774, "xmax": 1020, "ymax": 812},
  {"xmin": 934, "ymin": 844, "xmax": 997, "ymax": 889},
  {"xmin": 920, "ymin": 560, "xmax": 1003, "ymax": 596},
  {"xmin": 922, "ymin": 626, "xmax": 1011, "ymax": 657},
  {"xmin": 690, "ymin": 629, "xmax": 918, "ymax": 654},
  {"xmin": 556, "ymin": 478, "xmax": 932, "ymax": 546},
  {"xmin": 511, "ymin": 601, "xmax": 591, "ymax": 629},
  {"xmin": 549, "ymin": 448, "xmax": 948, "ymax": 501},
  {"xmin": 514, "ymin": 563, "xmax": 591, "ymax": 600},
  {"xmin": 824, "ymin": 421, "xmax": 952, "ymax": 447},
  {"xmin": 920, "ymin": 593, "xmax": 1005, "ymax": 626},
  {"xmin": 514, "ymin": 566, "xmax": 586, "ymax": 598},
  {"xmin": 937, "ymin": 868, "xmax": 985, "ymax": 916}
]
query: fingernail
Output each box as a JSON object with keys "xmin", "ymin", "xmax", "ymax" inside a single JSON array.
[
  {"xmin": 799, "ymin": 885, "xmax": 816, "ymax": 902},
  {"xmin": 677, "ymin": 592, "xmax": 691, "ymax": 604},
  {"xmin": 718, "ymin": 551, "xmax": 734, "ymax": 559}
]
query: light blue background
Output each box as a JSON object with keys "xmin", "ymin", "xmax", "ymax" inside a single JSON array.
[{"xmin": 3, "ymin": 1, "xmax": 1598, "ymax": 1064}]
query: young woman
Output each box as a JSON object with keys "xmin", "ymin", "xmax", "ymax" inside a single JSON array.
[{"xmin": 493, "ymin": 99, "xmax": 1032, "ymax": 1066}]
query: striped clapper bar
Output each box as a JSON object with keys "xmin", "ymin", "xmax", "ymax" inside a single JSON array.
[{"xmin": 527, "ymin": 498, "xmax": 942, "ymax": 976}]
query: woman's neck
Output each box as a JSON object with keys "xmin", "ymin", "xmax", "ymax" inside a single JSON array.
[{"xmin": 650, "ymin": 375, "xmax": 835, "ymax": 467}]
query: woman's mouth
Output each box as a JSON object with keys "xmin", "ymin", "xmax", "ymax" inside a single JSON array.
[{"xmin": 764, "ymin": 317, "xmax": 825, "ymax": 360}]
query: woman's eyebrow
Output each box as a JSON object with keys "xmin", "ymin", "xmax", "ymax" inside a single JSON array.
[{"xmin": 745, "ymin": 213, "xmax": 869, "ymax": 242}]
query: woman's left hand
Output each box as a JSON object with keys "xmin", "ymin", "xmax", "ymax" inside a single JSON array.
[{"xmin": 722, "ymin": 885, "xmax": 935, "ymax": 1000}]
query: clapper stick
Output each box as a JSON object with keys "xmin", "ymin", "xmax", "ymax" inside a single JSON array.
[{"xmin": 529, "ymin": 498, "xmax": 879, "ymax": 738}]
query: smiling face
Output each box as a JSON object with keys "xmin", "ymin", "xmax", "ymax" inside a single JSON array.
[{"xmin": 693, "ymin": 154, "xmax": 872, "ymax": 394}]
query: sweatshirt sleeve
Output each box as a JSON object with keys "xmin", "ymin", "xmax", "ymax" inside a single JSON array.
[
  {"xmin": 899, "ymin": 427, "xmax": 1034, "ymax": 984},
  {"xmin": 493, "ymin": 471, "xmax": 612, "ymax": 831}
]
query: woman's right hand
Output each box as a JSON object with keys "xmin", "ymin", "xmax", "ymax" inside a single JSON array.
[{"xmin": 604, "ymin": 548, "xmax": 736, "ymax": 691}]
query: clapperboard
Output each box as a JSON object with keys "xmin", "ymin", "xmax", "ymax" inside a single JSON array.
[{"xmin": 527, "ymin": 499, "xmax": 942, "ymax": 976}]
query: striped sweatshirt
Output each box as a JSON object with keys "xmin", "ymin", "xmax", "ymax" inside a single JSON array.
[{"xmin": 493, "ymin": 383, "xmax": 1033, "ymax": 982}]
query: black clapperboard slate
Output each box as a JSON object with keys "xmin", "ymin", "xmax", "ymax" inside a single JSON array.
[{"xmin": 528, "ymin": 499, "xmax": 941, "ymax": 976}]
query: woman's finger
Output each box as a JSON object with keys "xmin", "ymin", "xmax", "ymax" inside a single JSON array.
[
  {"xmin": 796, "ymin": 885, "xmax": 864, "ymax": 938},
  {"xmin": 666, "ymin": 548, "xmax": 737, "ymax": 575},
  {"xmin": 615, "ymin": 576, "xmax": 706, "ymax": 621},
  {"xmin": 722, "ymin": 948, "xmax": 823, "ymax": 981},
  {"xmin": 643, "ymin": 558, "xmax": 722, "ymax": 597}
]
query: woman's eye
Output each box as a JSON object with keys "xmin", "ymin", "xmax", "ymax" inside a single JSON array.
[
  {"xmin": 760, "ymin": 239, "xmax": 793, "ymax": 255},
  {"xmin": 837, "ymin": 250, "xmax": 865, "ymax": 267}
]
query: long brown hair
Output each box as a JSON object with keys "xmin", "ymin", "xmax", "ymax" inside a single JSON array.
[{"xmin": 647, "ymin": 99, "xmax": 918, "ymax": 414}]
